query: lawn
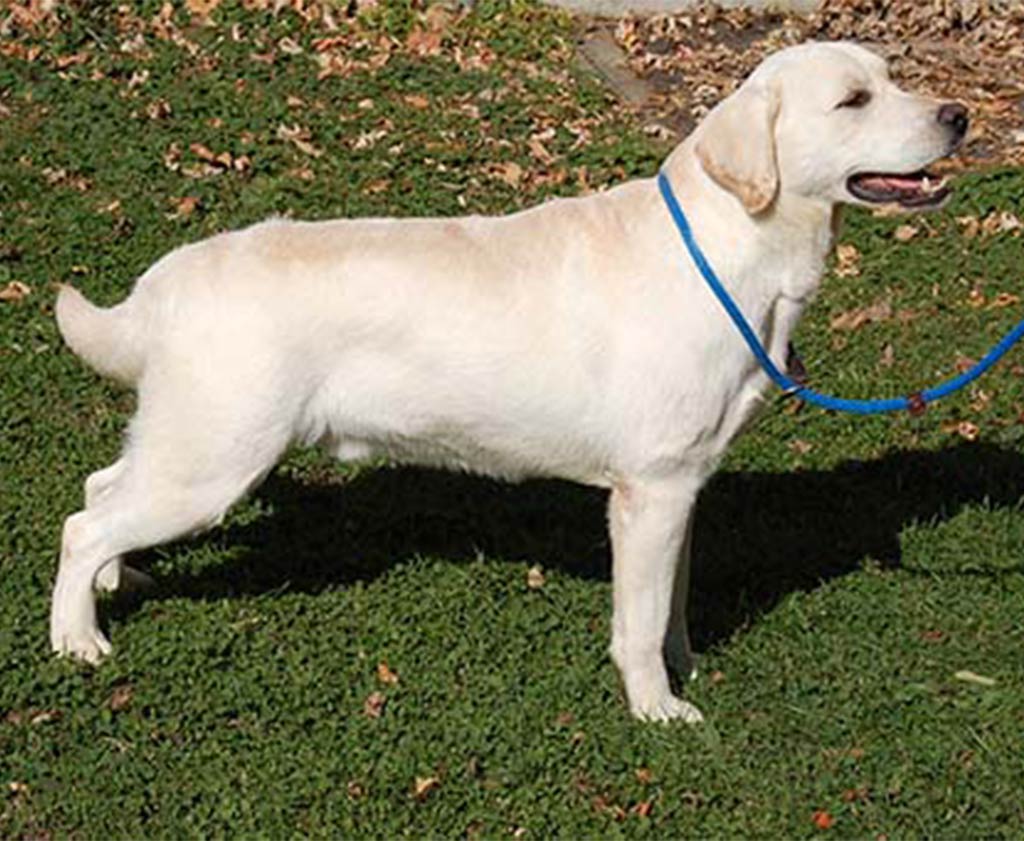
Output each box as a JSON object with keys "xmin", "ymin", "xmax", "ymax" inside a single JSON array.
[{"xmin": 1, "ymin": 1, "xmax": 1023, "ymax": 837}]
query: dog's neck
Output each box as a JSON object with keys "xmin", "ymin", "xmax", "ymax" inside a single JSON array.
[{"xmin": 661, "ymin": 144, "xmax": 837, "ymax": 307}]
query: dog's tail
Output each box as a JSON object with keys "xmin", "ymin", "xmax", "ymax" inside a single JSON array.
[{"xmin": 55, "ymin": 284, "xmax": 146, "ymax": 386}]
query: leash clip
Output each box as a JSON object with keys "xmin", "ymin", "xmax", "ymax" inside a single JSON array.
[{"xmin": 907, "ymin": 392, "xmax": 927, "ymax": 417}]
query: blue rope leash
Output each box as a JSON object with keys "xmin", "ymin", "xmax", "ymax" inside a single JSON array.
[{"xmin": 657, "ymin": 171, "xmax": 1024, "ymax": 416}]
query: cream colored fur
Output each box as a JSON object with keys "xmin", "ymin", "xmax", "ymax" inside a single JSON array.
[{"xmin": 50, "ymin": 42, "xmax": 963, "ymax": 722}]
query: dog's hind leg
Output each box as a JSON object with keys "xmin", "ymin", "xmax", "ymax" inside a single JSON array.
[
  {"xmin": 51, "ymin": 392, "xmax": 291, "ymax": 663},
  {"xmin": 83, "ymin": 459, "xmax": 153, "ymax": 594}
]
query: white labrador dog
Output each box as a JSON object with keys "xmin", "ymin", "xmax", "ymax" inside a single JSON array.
[{"xmin": 51, "ymin": 41, "xmax": 967, "ymax": 722}]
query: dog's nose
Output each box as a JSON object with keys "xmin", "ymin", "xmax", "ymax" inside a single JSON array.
[{"xmin": 937, "ymin": 102, "xmax": 969, "ymax": 139}]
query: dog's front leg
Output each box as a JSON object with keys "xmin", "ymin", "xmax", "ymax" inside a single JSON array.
[{"xmin": 608, "ymin": 477, "xmax": 703, "ymax": 723}]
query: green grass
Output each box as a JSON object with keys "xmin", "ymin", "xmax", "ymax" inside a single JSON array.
[{"xmin": 2, "ymin": 1, "xmax": 1023, "ymax": 837}]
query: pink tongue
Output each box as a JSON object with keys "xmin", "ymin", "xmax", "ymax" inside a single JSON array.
[{"xmin": 864, "ymin": 174, "xmax": 923, "ymax": 191}]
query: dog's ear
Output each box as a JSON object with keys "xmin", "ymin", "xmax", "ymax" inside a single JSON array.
[{"xmin": 695, "ymin": 82, "xmax": 780, "ymax": 215}]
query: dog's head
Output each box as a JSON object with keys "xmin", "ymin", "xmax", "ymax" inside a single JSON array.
[{"xmin": 694, "ymin": 41, "xmax": 967, "ymax": 215}]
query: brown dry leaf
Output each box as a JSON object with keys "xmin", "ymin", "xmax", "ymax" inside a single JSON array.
[
  {"xmin": 989, "ymin": 292, "xmax": 1020, "ymax": 309},
  {"xmin": 527, "ymin": 136, "xmax": 555, "ymax": 166},
  {"xmin": 189, "ymin": 142, "xmax": 218, "ymax": 163},
  {"xmin": 29, "ymin": 709, "xmax": 59, "ymax": 725},
  {"xmin": 163, "ymin": 142, "xmax": 182, "ymax": 172},
  {"xmin": 970, "ymin": 388, "xmax": 992, "ymax": 413},
  {"xmin": 789, "ymin": 438, "xmax": 813, "ymax": 456},
  {"xmin": 346, "ymin": 780, "xmax": 366, "ymax": 799},
  {"xmin": 526, "ymin": 565, "xmax": 546, "ymax": 590},
  {"xmin": 491, "ymin": 161, "xmax": 524, "ymax": 188},
  {"xmin": 941, "ymin": 419, "xmax": 980, "ymax": 441},
  {"xmin": 108, "ymin": 684, "xmax": 134, "ymax": 712},
  {"xmin": 841, "ymin": 787, "xmax": 870, "ymax": 803},
  {"xmin": 413, "ymin": 776, "xmax": 440, "ymax": 800},
  {"xmin": 635, "ymin": 767, "xmax": 654, "ymax": 785},
  {"xmin": 167, "ymin": 195, "xmax": 200, "ymax": 219},
  {"xmin": 376, "ymin": 661, "xmax": 399, "ymax": 685},
  {"xmin": 812, "ymin": 810, "xmax": 835, "ymax": 830},
  {"xmin": 406, "ymin": 28, "xmax": 442, "ymax": 57},
  {"xmin": 879, "ymin": 342, "xmax": 895, "ymax": 368},
  {"xmin": 363, "ymin": 691, "xmax": 387, "ymax": 719},
  {"xmin": 54, "ymin": 51, "xmax": 91, "ymax": 70},
  {"xmin": 954, "ymin": 354, "xmax": 977, "ymax": 373},
  {"xmin": 834, "ymin": 243, "xmax": 861, "ymax": 278},
  {"xmin": 402, "ymin": 93, "xmax": 430, "ymax": 110},
  {"xmin": 830, "ymin": 299, "xmax": 891, "ymax": 332},
  {"xmin": 363, "ymin": 178, "xmax": 390, "ymax": 195},
  {"xmin": 277, "ymin": 124, "xmax": 323, "ymax": 158},
  {"xmin": 957, "ymin": 215, "xmax": 981, "ymax": 238},
  {"xmin": 147, "ymin": 98, "xmax": 172, "ymax": 120},
  {"xmin": 186, "ymin": 0, "xmax": 221, "ymax": 18},
  {"xmin": 981, "ymin": 210, "xmax": 1022, "ymax": 236},
  {"xmin": 894, "ymin": 224, "xmax": 919, "ymax": 242},
  {"xmin": 966, "ymin": 287, "xmax": 986, "ymax": 308},
  {"xmin": 0, "ymin": 281, "xmax": 32, "ymax": 302}
]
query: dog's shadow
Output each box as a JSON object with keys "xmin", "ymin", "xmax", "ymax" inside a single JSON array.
[{"xmin": 127, "ymin": 441, "xmax": 1024, "ymax": 650}]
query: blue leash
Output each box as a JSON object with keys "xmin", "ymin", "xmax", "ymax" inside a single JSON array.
[{"xmin": 657, "ymin": 171, "xmax": 1024, "ymax": 415}]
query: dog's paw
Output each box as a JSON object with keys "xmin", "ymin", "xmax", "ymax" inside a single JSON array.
[
  {"xmin": 51, "ymin": 625, "xmax": 111, "ymax": 665},
  {"xmin": 631, "ymin": 693, "xmax": 704, "ymax": 724}
]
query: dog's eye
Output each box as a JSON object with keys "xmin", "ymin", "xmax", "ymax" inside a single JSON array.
[{"xmin": 836, "ymin": 90, "xmax": 872, "ymax": 109}]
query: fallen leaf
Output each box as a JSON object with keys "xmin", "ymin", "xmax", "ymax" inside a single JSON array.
[
  {"xmin": 841, "ymin": 786, "xmax": 870, "ymax": 803},
  {"xmin": 989, "ymin": 292, "xmax": 1020, "ymax": 309},
  {"xmin": 167, "ymin": 195, "xmax": 200, "ymax": 219},
  {"xmin": 376, "ymin": 661, "xmax": 399, "ymax": 685},
  {"xmin": 29, "ymin": 709, "xmax": 59, "ymax": 725},
  {"xmin": 527, "ymin": 136, "xmax": 555, "ymax": 166},
  {"xmin": 363, "ymin": 178, "xmax": 390, "ymax": 195},
  {"xmin": 789, "ymin": 439, "xmax": 813, "ymax": 455},
  {"xmin": 954, "ymin": 669, "xmax": 996, "ymax": 686},
  {"xmin": 920, "ymin": 629, "xmax": 946, "ymax": 642},
  {"xmin": 402, "ymin": 93, "xmax": 430, "ymax": 109},
  {"xmin": 490, "ymin": 161, "xmax": 524, "ymax": 188},
  {"xmin": 941, "ymin": 419, "xmax": 980, "ymax": 441},
  {"xmin": 363, "ymin": 691, "xmax": 387, "ymax": 718},
  {"xmin": 277, "ymin": 124, "xmax": 323, "ymax": 158},
  {"xmin": 108, "ymin": 684, "xmax": 133, "ymax": 712},
  {"xmin": 413, "ymin": 776, "xmax": 440, "ymax": 800},
  {"xmin": 406, "ymin": 28, "xmax": 442, "ymax": 57},
  {"xmin": 893, "ymin": 224, "xmax": 918, "ymax": 242},
  {"xmin": 631, "ymin": 799, "xmax": 654, "ymax": 818},
  {"xmin": 879, "ymin": 342, "xmax": 895, "ymax": 367},
  {"xmin": 812, "ymin": 810, "xmax": 835, "ymax": 830},
  {"xmin": 830, "ymin": 299, "xmax": 891, "ymax": 331},
  {"xmin": 635, "ymin": 767, "xmax": 654, "ymax": 784},
  {"xmin": 347, "ymin": 780, "xmax": 366, "ymax": 799},
  {"xmin": 834, "ymin": 243, "xmax": 861, "ymax": 277},
  {"xmin": 0, "ymin": 281, "xmax": 31, "ymax": 302},
  {"xmin": 526, "ymin": 565, "xmax": 546, "ymax": 589},
  {"xmin": 186, "ymin": 0, "xmax": 221, "ymax": 18}
]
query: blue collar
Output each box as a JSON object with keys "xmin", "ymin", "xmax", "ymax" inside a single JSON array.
[{"xmin": 656, "ymin": 170, "xmax": 1024, "ymax": 415}]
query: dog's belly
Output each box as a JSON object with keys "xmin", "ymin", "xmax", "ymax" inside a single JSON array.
[
  {"xmin": 323, "ymin": 427, "xmax": 611, "ymax": 486},
  {"xmin": 300, "ymin": 360, "xmax": 615, "ymax": 486}
]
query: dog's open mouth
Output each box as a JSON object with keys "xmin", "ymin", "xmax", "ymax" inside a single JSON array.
[{"xmin": 846, "ymin": 170, "xmax": 951, "ymax": 208}]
